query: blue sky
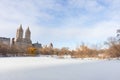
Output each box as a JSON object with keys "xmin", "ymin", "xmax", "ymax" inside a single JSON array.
[{"xmin": 0, "ymin": 0, "xmax": 120, "ymax": 49}]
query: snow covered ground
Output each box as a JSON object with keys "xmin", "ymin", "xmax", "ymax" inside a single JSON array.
[{"xmin": 0, "ymin": 57, "xmax": 120, "ymax": 80}]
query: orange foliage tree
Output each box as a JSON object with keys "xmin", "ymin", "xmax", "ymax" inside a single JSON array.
[{"xmin": 27, "ymin": 47, "xmax": 37, "ymax": 56}]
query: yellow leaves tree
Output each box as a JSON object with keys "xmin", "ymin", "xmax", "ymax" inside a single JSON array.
[{"xmin": 27, "ymin": 47, "xmax": 37, "ymax": 56}]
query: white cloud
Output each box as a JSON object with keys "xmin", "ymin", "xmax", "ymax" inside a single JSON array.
[
  {"xmin": 0, "ymin": 0, "xmax": 120, "ymax": 49},
  {"xmin": 68, "ymin": 0, "xmax": 105, "ymax": 13}
]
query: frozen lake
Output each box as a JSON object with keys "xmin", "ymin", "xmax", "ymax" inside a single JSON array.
[{"xmin": 0, "ymin": 57, "xmax": 120, "ymax": 80}]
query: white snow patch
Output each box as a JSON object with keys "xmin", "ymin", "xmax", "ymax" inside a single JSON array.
[{"xmin": 0, "ymin": 57, "xmax": 120, "ymax": 80}]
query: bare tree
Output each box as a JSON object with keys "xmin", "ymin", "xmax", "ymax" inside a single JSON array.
[{"xmin": 105, "ymin": 37, "xmax": 120, "ymax": 58}]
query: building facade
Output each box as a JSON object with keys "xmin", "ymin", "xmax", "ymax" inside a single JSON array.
[
  {"xmin": 0, "ymin": 37, "xmax": 10, "ymax": 46},
  {"xmin": 33, "ymin": 42, "xmax": 42, "ymax": 48},
  {"xmin": 0, "ymin": 24, "xmax": 43, "ymax": 49},
  {"xmin": 13, "ymin": 25, "xmax": 32, "ymax": 47}
]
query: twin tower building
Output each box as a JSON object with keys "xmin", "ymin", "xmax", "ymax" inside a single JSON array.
[
  {"xmin": 0, "ymin": 24, "xmax": 42, "ymax": 48},
  {"xmin": 12, "ymin": 24, "xmax": 32, "ymax": 47}
]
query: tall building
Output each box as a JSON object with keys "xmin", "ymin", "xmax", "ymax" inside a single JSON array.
[
  {"xmin": 0, "ymin": 24, "xmax": 42, "ymax": 49},
  {"xmin": 13, "ymin": 24, "xmax": 32, "ymax": 47},
  {"xmin": 15, "ymin": 24, "xmax": 23, "ymax": 42},
  {"xmin": 0, "ymin": 37, "xmax": 10, "ymax": 46}
]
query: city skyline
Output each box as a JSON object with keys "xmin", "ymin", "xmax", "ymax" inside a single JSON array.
[{"xmin": 0, "ymin": 0, "xmax": 120, "ymax": 49}]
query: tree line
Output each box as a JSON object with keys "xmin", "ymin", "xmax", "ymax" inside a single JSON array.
[{"xmin": 0, "ymin": 29, "xmax": 120, "ymax": 58}]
